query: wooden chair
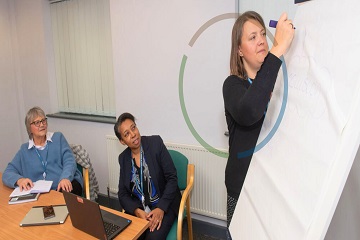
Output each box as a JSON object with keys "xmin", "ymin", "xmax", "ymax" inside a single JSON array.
[
  {"xmin": 166, "ymin": 150, "xmax": 195, "ymax": 240},
  {"xmin": 71, "ymin": 144, "xmax": 91, "ymax": 200},
  {"xmin": 76, "ymin": 163, "xmax": 90, "ymax": 200}
]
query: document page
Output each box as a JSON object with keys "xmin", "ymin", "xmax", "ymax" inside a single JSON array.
[{"xmin": 10, "ymin": 180, "xmax": 53, "ymax": 197}]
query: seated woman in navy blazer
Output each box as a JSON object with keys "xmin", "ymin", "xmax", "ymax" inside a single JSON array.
[{"xmin": 114, "ymin": 112, "xmax": 181, "ymax": 240}]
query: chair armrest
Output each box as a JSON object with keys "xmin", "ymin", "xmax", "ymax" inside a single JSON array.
[
  {"xmin": 83, "ymin": 168, "xmax": 90, "ymax": 200},
  {"xmin": 177, "ymin": 164, "xmax": 195, "ymax": 240}
]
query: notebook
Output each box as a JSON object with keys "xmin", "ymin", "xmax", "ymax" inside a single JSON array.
[
  {"xmin": 10, "ymin": 180, "xmax": 53, "ymax": 197},
  {"xmin": 9, "ymin": 193, "xmax": 40, "ymax": 204},
  {"xmin": 20, "ymin": 205, "xmax": 69, "ymax": 226},
  {"xmin": 63, "ymin": 191, "xmax": 132, "ymax": 240}
]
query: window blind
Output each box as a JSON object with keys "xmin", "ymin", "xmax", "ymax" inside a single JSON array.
[{"xmin": 50, "ymin": 0, "xmax": 115, "ymax": 117}]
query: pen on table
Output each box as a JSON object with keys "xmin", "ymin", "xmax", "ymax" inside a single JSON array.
[{"xmin": 269, "ymin": 20, "xmax": 296, "ymax": 29}]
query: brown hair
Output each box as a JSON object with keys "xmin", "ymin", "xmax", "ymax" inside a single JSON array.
[{"xmin": 230, "ymin": 11, "xmax": 266, "ymax": 79}]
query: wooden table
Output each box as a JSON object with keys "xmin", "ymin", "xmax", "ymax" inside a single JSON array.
[{"xmin": 0, "ymin": 173, "xmax": 149, "ymax": 239}]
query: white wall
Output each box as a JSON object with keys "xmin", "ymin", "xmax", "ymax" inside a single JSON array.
[
  {"xmin": 11, "ymin": 0, "xmax": 51, "ymax": 113},
  {"xmin": 110, "ymin": 0, "xmax": 236, "ymax": 148},
  {"xmin": 0, "ymin": 0, "xmax": 63, "ymax": 169},
  {"xmin": 0, "ymin": 0, "xmax": 237, "ymax": 195},
  {"xmin": 0, "ymin": 0, "xmax": 23, "ymax": 172}
]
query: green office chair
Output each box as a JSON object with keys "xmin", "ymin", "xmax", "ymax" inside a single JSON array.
[{"xmin": 166, "ymin": 150, "xmax": 195, "ymax": 240}]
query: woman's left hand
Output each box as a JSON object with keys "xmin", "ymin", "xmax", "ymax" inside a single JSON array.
[
  {"xmin": 146, "ymin": 208, "xmax": 164, "ymax": 232},
  {"xmin": 57, "ymin": 179, "xmax": 73, "ymax": 192}
]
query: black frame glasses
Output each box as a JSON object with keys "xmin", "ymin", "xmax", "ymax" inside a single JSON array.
[{"xmin": 30, "ymin": 118, "xmax": 48, "ymax": 127}]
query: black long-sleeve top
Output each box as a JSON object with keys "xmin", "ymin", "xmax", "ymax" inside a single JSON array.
[{"xmin": 222, "ymin": 53, "xmax": 282, "ymax": 198}]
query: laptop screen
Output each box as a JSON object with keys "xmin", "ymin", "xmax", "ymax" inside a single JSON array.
[{"xmin": 63, "ymin": 191, "xmax": 131, "ymax": 240}]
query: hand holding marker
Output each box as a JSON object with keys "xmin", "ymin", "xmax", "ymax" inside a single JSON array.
[
  {"xmin": 267, "ymin": 13, "xmax": 295, "ymax": 58},
  {"xmin": 269, "ymin": 20, "xmax": 296, "ymax": 29}
]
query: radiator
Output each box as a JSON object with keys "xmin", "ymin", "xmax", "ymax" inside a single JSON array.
[
  {"xmin": 106, "ymin": 135, "xmax": 227, "ymax": 220},
  {"xmin": 105, "ymin": 135, "xmax": 126, "ymax": 195}
]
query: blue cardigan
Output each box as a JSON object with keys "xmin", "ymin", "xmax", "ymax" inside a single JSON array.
[{"xmin": 2, "ymin": 132, "xmax": 83, "ymax": 190}]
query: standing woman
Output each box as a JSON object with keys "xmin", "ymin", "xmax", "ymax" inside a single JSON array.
[
  {"xmin": 223, "ymin": 11, "xmax": 295, "ymax": 226},
  {"xmin": 114, "ymin": 112, "xmax": 181, "ymax": 240},
  {"xmin": 2, "ymin": 106, "xmax": 83, "ymax": 195}
]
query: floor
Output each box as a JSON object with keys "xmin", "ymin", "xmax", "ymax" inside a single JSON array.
[
  {"xmin": 97, "ymin": 193, "xmax": 227, "ymax": 240},
  {"xmin": 182, "ymin": 219, "xmax": 227, "ymax": 240}
]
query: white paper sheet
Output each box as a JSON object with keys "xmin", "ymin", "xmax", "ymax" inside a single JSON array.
[
  {"xmin": 10, "ymin": 180, "xmax": 53, "ymax": 197},
  {"xmin": 230, "ymin": 0, "xmax": 360, "ymax": 239}
]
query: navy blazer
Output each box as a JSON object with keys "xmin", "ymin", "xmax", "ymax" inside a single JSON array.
[{"xmin": 118, "ymin": 135, "xmax": 181, "ymax": 216}]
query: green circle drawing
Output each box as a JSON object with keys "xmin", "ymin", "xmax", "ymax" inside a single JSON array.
[
  {"xmin": 179, "ymin": 55, "xmax": 229, "ymax": 158},
  {"xmin": 179, "ymin": 13, "xmax": 239, "ymax": 158},
  {"xmin": 179, "ymin": 55, "xmax": 228, "ymax": 158}
]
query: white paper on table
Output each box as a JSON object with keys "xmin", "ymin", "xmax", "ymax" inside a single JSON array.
[{"xmin": 9, "ymin": 180, "xmax": 53, "ymax": 197}]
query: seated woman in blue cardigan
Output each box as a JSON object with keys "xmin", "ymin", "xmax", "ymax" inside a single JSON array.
[{"xmin": 2, "ymin": 106, "xmax": 83, "ymax": 196}]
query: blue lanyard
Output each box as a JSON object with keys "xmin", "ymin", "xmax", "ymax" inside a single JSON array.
[
  {"xmin": 139, "ymin": 146, "xmax": 144, "ymax": 193},
  {"xmin": 248, "ymin": 77, "xmax": 253, "ymax": 84},
  {"xmin": 34, "ymin": 144, "xmax": 48, "ymax": 179},
  {"xmin": 132, "ymin": 146, "xmax": 144, "ymax": 194}
]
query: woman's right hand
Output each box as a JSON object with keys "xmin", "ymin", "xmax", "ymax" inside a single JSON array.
[
  {"xmin": 16, "ymin": 178, "xmax": 34, "ymax": 191},
  {"xmin": 270, "ymin": 12, "xmax": 295, "ymax": 58}
]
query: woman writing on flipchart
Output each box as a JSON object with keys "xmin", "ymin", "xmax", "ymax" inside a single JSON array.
[
  {"xmin": 2, "ymin": 106, "xmax": 83, "ymax": 196},
  {"xmin": 222, "ymin": 11, "xmax": 295, "ymax": 227}
]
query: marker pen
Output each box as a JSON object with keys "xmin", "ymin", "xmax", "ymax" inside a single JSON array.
[{"xmin": 269, "ymin": 20, "xmax": 296, "ymax": 29}]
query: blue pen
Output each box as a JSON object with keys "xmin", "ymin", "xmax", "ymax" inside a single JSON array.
[{"xmin": 269, "ymin": 20, "xmax": 296, "ymax": 29}]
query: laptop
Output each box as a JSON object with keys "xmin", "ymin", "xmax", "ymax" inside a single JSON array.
[
  {"xmin": 20, "ymin": 205, "xmax": 69, "ymax": 227},
  {"xmin": 63, "ymin": 191, "xmax": 131, "ymax": 240}
]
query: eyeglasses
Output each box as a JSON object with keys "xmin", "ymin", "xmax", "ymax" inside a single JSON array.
[{"xmin": 30, "ymin": 118, "xmax": 48, "ymax": 127}]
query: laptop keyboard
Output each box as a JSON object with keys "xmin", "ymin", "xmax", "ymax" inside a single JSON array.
[{"xmin": 103, "ymin": 221, "xmax": 121, "ymax": 237}]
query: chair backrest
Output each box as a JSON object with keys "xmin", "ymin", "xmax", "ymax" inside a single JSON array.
[
  {"xmin": 166, "ymin": 149, "xmax": 194, "ymax": 240},
  {"xmin": 76, "ymin": 163, "xmax": 90, "ymax": 200},
  {"xmin": 168, "ymin": 150, "xmax": 188, "ymax": 191},
  {"xmin": 71, "ymin": 144, "xmax": 91, "ymax": 200}
]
